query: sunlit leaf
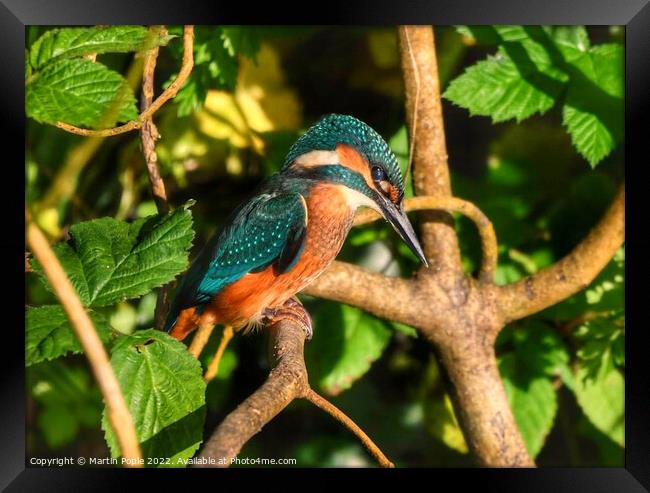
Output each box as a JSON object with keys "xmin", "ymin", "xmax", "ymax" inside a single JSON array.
[
  {"xmin": 306, "ymin": 302, "xmax": 391, "ymax": 396},
  {"xmin": 562, "ymin": 44, "xmax": 623, "ymax": 166},
  {"xmin": 573, "ymin": 364, "xmax": 624, "ymax": 447},
  {"xmin": 26, "ymin": 305, "xmax": 115, "ymax": 366},
  {"xmin": 26, "ymin": 58, "xmax": 137, "ymax": 128},
  {"xmin": 28, "ymin": 26, "xmax": 173, "ymax": 70},
  {"xmin": 32, "ymin": 203, "xmax": 194, "ymax": 307},
  {"xmin": 103, "ymin": 330, "xmax": 206, "ymax": 466}
]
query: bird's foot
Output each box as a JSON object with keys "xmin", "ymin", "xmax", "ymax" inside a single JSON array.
[{"xmin": 262, "ymin": 297, "xmax": 313, "ymax": 340}]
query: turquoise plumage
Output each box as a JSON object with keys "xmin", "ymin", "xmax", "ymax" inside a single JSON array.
[
  {"xmin": 164, "ymin": 113, "xmax": 426, "ymax": 338},
  {"xmin": 164, "ymin": 188, "xmax": 307, "ymax": 332}
]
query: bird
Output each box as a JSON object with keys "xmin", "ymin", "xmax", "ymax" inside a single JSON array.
[{"xmin": 164, "ymin": 113, "xmax": 427, "ymax": 341}]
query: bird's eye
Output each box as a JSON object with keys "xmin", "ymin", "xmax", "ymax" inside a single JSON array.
[{"xmin": 371, "ymin": 166, "xmax": 387, "ymax": 182}]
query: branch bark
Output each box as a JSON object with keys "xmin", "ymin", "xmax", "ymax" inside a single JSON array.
[
  {"xmin": 497, "ymin": 185, "xmax": 624, "ymax": 323},
  {"xmin": 138, "ymin": 26, "xmax": 172, "ymax": 330},
  {"xmin": 399, "ymin": 26, "xmax": 461, "ymax": 274},
  {"xmin": 26, "ymin": 218, "xmax": 142, "ymax": 466},
  {"xmin": 195, "ymin": 309, "xmax": 393, "ymax": 468}
]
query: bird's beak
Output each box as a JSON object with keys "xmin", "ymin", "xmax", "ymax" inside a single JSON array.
[{"xmin": 376, "ymin": 194, "xmax": 428, "ymax": 267}]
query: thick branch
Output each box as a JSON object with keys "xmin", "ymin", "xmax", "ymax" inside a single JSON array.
[
  {"xmin": 497, "ymin": 184, "xmax": 625, "ymax": 322},
  {"xmin": 398, "ymin": 26, "xmax": 461, "ymax": 273},
  {"xmin": 195, "ymin": 321, "xmax": 307, "ymax": 467},
  {"xmin": 303, "ymin": 261, "xmax": 422, "ymax": 327},
  {"xmin": 195, "ymin": 312, "xmax": 392, "ymax": 468},
  {"xmin": 435, "ymin": 340, "xmax": 535, "ymax": 467},
  {"xmin": 26, "ymin": 219, "xmax": 142, "ymax": 466},
  {"xmin": 55, "ymin": 26, "xmax": 194, "ymax": 137},
  {"xmin": 354, "ymin": 195, "xmax": 497, "ymax": 282}
]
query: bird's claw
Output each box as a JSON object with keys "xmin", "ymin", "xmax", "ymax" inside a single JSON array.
[{"xmin": 262, "ymin": 298, "xmax": 313, "ymax": 341}]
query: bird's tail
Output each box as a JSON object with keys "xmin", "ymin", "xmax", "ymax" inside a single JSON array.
[{"xmin": 164, "ymin": 301, "xmax": 200, "ymax": 341}]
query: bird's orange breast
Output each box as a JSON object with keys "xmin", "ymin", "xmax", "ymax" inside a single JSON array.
[{"xmin": 201, "ymin": 183, "xmax": 355, "ymax": 329}]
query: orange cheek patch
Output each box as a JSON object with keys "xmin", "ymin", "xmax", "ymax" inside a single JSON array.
[
  {"xmin": 336, "ymin": 144, "xmax": 373, "ymax": 188},
  {"xmin": 388, "ymin": 184, "xmax": 400, "ymax": 204}
]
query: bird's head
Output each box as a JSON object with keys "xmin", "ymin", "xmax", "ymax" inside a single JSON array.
[{"xmin": 283, "ymin": 114, "xmax": 427, "ymax": 266}]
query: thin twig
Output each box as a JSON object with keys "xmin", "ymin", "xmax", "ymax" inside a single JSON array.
[
  {"xmin": 204, "ymin": 325, "xmax": 234, "ymax": 382},
  {"xmin": 188, "ymin": 321, "xmax": 216, "ymax": 358},
  {"xmin": 303, "ymin": 388, "xmax": 394, "ymax": 468},
  {"xmin": 55, "ymin": 26, "xmax": 195, "ymax": 137},
  {"xmin": 26, "ymin": 218, "xmax": 142, "ymax": 466},
  {"xmin": 138, "ymin": 26, "xmax": 172, "ymax": 330},
  {"xmin": 354, "ymin": 195, "xmax": 497, "ymax": 282},
  {"xmin": 140, "ymin": 26, "xmax": 169, "ymax": 215}
]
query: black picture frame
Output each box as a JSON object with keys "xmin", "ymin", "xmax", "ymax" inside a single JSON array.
[{"xmin": 6, "ymin": 1, "xmax": 647, "ymax": 490}]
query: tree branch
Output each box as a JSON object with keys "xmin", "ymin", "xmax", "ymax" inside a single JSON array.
[
  {"xmin": 26, "ymin": 218, "xmax": 142, "ymax": 466},
  {"xmin": 55, "ymin": 26, "xmax": 194, "ymax": 138},
  {"xmin": 195, "ymin": 310, "xmax": 392, "ymax": 468},
  {"xmin": 354, "ymin": 195, "xmax": 498, "ymax": 282},
  {"xmin": 303, "ymin": 388, "xmax": 394, "ymax": 468},
  {"xmin": 140, "ymin": 26, "xmax": 169, "ymax": 215},
  {"xmin": 398, "ymin": 26, "xmax": 461, "ymax": 273},
  {"xmin": 137, "ymin": 26, "xmax": 173, "ymax": 330},
  {"xmin": 497, "ymin": 184, "xmax": 625, "ymax": 323},
  {"xmin": 303, "ymin": 261, "xmax": 422, "ymax": 328}
]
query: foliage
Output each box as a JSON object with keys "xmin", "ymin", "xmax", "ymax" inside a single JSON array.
[
  {"xmin": 497, "ymin": 321, "xmax": 570, "ymax": 457},
  {"xmin": 446, "ymin": 26, "xmax": 623, "ymax": 166},
  {"xmin": 165, "ymin": 26, "xmax": 261, "ymax": 116},
  {"xmin": 26, "ymin": 202, "xmax": 199, "ymax": 464},
  {"xmin": 26, "ymin": 305, "xmax": 115, "ymax": 366},
  {"xmin": 25, "ymin": 25, "xmax": 623, "ymax": 467},
  {"xmin": 31, "ymin": 203, "xmax": 194, "ymax": 306},
  {"xmin": 26, "ymin": 26, "xmax": 172, "ymax": 128},
  {"xmin": 103, "ymin": 330, "xmax": 206, "ymax": 466}
]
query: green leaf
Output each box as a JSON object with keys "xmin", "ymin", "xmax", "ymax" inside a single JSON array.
[
  {"xmin": 391, "ymin": 321, "xmax": 418, "ymax": 338},
  {"xmin": 499, "ymin": 353, "xmax": 557, "ymax": 458},
  {"xmin": 575, "ymin": 315, "xmax": 625, "ymax": 381},
  {"xmin": 103, "ymin": 329, "xmax": 206, "ymax": 466},
  {"xmin": 167, "ymin": 26, "xmax": 247, "ymax": 116},
  {"xmin": 548, "ymin": 26, "xmax": 591, "ymax": 62},
  {"xmin": 32, "ymin": 204, "xmax": 194, "ymax": 307},
  {"xmin": 29, "ymin": 26, "xmax": 173, "ymax": 70},
  {"xmin": 497, "ymin": 321, "xmax": 569, "ymax": 457},
  {"xmin": 26, "ymin": 305, "xmax": 115, "ymax": 366},
  {"xmin": 221, "ymin": 27, "xmax": 261, "ymax": 59},
  {"xmin": 306, "ymin": 303, "xmax": 391, "ymax": 396},
  {"xmin": 562, "ymin": 44, "xmax": 623, "ymax": 166},
  {"xmin": 26, "ymin": 58, "xmax": 138, "ymax": 128},
  {"xmin": 424, "ymin": 394, "xmax": 468, "ymax": 454},
  {"xmin": 443, "ymin": 46, "xmax": 568, "ymax": 123},
  {"xmin": 573, "ymin": 365, "xmax": 624, "ymax": 446}
]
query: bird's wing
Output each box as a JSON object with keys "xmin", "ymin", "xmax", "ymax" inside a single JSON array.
[{"xmin": 164, "ymin": 192, "xmax": 308, "ymax": 331}]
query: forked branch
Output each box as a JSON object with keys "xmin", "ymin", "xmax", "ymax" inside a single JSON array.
[{"xmin": 195, "ymin": 309, "xmax": 393, "ymax": 468}]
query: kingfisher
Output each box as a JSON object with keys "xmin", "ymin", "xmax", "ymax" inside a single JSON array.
[{"xmin": 165, "ymin": 114, "xmax": 427, "ymax": 341}]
